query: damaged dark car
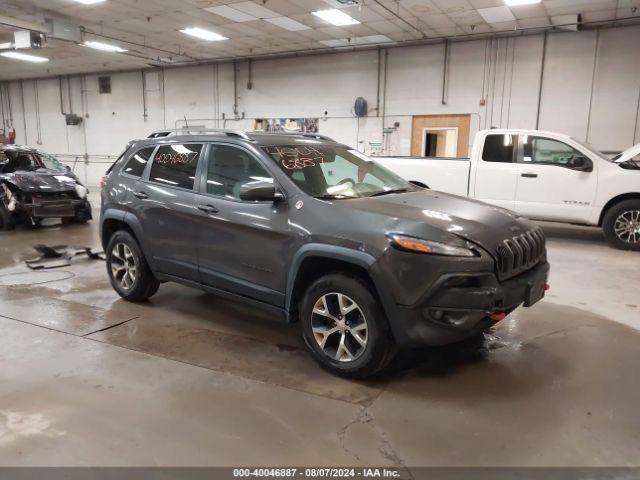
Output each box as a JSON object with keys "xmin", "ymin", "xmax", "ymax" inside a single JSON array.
[{"xmin": 0, "ymin": 144, "xmax": 92, "ymax": 230}]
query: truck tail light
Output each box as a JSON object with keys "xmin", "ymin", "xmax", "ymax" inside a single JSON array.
[{"xmin": 100, "ymin": 175, "xmax": 107, "ymax": 190}]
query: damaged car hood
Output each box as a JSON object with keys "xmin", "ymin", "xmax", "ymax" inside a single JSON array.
[{"xmin": 0, "ymin": 170, "xmax": 79, "ymax": 193}]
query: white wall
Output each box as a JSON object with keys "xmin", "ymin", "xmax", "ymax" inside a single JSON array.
[{"xmin": 1, "ymin": 25, "xmax": 639, "ymax": 187}]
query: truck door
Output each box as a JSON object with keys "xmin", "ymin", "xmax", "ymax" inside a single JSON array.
[
  {"xmin": 514, "ymin": 135, "xmax": 598, "ymax": 223},
  {"xmin": 471, "ymin": 133, "xmax": 518, "ymax": 211}
]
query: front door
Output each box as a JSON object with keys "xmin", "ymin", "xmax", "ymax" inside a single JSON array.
[
  {"xmin": 514, "ymin": 135, "xmax": 598, "ymax": 223},
  {"xmin": 471, "ymin": 132, "xmax": 519, "ymax": 211},
  {"xmin": 194, "ymin": 143, "xmax": 293, "ymax": 307},
  {"xmin": 129, "ymin": 142, "xmax": 204, "ymax": 281}
]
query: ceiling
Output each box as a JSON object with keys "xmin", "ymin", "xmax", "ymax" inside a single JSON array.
[{"xmin": 0, "ymin": 0, "xmax": 639, "ymax": 80}]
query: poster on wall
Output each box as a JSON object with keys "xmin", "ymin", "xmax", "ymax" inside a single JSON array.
[{"xmin": 254, "ymin": 118, "xmax": 319, "ymax": 133}]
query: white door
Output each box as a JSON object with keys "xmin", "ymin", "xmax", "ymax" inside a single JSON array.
[
  {"xmin": 515, "ymin": 135, "xmax": 598, "ymax": 223},
  {"xmin": 471, "ymin": 133, "xmax": 519, "ymax": 211}
]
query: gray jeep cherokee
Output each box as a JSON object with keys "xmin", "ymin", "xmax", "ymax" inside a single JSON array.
[{"xmin": 100, "ymin": 129, "xmax": 549, "ymax": 378}]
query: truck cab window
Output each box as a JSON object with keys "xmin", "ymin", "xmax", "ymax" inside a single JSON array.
[
  {"xmin": 522, "ymin": 136, "xmax": 583, "ymax": 167},
  {"xmin": 482, "ymin": 134, "xmax": 515, "ymax": 163}
]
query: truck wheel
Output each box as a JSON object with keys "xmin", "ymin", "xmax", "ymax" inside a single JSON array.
[
  {"xmin": 300, "ymin": 273, "xmax": 395, "ymax": 379},
  {"xmin": 603, "ymin": 199, "xmax": 640, "ymax": 251},
  {"xmin": 0, "ymin": 203, "xmax": 13, "ymax": 231},
  {"xmin": 106, "ymin": 230, "xmax": 160, "ymax": 302}
]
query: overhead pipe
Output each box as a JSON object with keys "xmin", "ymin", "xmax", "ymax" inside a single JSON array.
[
  {"xmin": 535, "ymin": 32, "xmax": 548, "ymax": 130},
  {"xmin": 59, "ymin": 77, "xmax": 67, "ymax": 115},
  {"xmin": 441, "ymin": 39, "xmax": 449, "ymax": 105},
  {"xmin": 376, "ymin": 47, "xmax": 381, "ymax": 117},
  {"xmin": 141, "ymin": 70, "xmax": 148, "ymax": 121},
  {"xmin": 19, "ymin": 80, "xmax": 27, "ymax": 145},
  {"xmin": 371, "ymin": 0, "xmax": 427, "ymax": 39}
]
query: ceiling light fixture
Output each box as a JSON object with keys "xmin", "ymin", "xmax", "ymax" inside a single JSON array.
[
  {"xmin": 72, "ymin": 0, "xmax": 107, "ymax": 4},
  {"xmin": 312, "ymin": 9, "xmax": 360, "ymax": 26},
  {"xmin": 0, "ymin": 51, "xmax": 49, "ymax": 63},
  {"xmin": 504, "ymin": 0, "xmax": 541, "ymax": 5},
  {"xmin": 83, "ymin": 40, "xmax": 127, "ymax": 52},
  {"xmin": 180, "ymin": 27, "xmax": 228, "ymax": 42}
]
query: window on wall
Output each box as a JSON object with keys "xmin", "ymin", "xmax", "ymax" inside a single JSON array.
[
  {"xmin": 522, "ymin": 136, "xmax": 582, "ymax": 167},
  {"xmin": 206, "ymin": 144, "xmax": 273, "ymax": 200},
  {"xmin": 149, "ymin": 144, "xmax": 202, "ymax": 189},
  {"xmin": 482, "ymin": 134, "xmax": 515, "ymax": 163},
  {"xmin": 122, "ymin": 147, "xmax": 155, "ymax": 177}
]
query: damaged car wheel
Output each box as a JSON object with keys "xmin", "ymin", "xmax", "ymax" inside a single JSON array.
[{"xmin": 106, "ymin": 230, "xmax": 160, "ymax": 302}]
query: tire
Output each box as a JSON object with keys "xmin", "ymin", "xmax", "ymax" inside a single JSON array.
[
  {"xmin": 299, "ymin": 273, "xmax": 396, "ymax": 379},
  {"xmin": 602, "ymin": 199, "xmax": 640, "ymax": 251},
  {"xmin": 106, "ymin": 230, "xmax": 160, "ymax": 302},
  {"xmin": 0, "ymin": 203, "xmax": 13, "ymax": 231}
]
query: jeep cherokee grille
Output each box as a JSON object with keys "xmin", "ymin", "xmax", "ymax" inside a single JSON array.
[{"xmin": 495, "ymin": 228, "xmax": 546, "ymax": 281}]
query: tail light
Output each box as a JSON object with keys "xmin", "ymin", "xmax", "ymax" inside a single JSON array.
[{"xmin": 100, "ymin": 175, "xmax": 107, "ymax": 190}]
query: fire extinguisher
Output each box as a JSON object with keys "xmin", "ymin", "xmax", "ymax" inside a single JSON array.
[{"xmin": 7, "ymin": 128, "xmax": 16, "ymax": 145}]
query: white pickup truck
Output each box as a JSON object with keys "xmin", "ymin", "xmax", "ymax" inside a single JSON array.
[{"xmin": 375, "ymin": 129, "xmax": 640, "ymax": 251}]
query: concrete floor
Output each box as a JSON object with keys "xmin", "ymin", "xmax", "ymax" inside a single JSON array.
[{"xmin": 1, "ymin": 201, "xmax": 639, "ymax": 466}]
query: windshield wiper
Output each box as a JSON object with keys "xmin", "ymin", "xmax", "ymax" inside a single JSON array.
[
  {"xmin": 314, "ymin": 195, "xmax": 354, "ymax": 200},
  {"xmin": 368, "ymin": 188, "xmax": 409, "ymax": 197}
]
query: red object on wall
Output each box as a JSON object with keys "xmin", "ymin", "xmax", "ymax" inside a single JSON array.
[{"xmin": 7, "ymin": 128, "xmax": 16, "ymax": 144}]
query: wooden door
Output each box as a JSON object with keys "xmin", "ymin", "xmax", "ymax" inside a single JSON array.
[{"xmin": 411, "ymin": 114, "xmax": 471, "ymax": 158}]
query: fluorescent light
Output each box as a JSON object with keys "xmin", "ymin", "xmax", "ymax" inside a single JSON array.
[
  {"xmin": 0, "ymin": 51, "xmax": 49, "ymax": 63},
  {"xmin": 72, "ymin": 0, "xmax": 106, "ymax": 4},
  {"xmin": 312, "ymin": 9, "xmax": 360, "ymax": 26},
  {"xmin": 504, "ymin": 0, "xmax": 541, "ymax": 5},
  {"xmin": 83, "ymin": 40, "xmax": 127, "ymax": 52},
  {"xmin": 180, "ymin": 27, "xmax": 228, "ymax": 42}
]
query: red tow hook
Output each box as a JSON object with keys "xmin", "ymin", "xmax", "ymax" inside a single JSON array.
[
  {"xmin": 544, "ymin": 283, "xmax": 550, "ymax": 291},
  {"xmin": 489, "ymin": 311, "xmax": 507, "ymax": 322}
]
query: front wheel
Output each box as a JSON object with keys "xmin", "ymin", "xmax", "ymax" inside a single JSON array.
[
  {"xmin": 602, "ymin": 199, "xmax": 640, "ymax": 251},
  {"xmin": 106, "ymin": 230, "xmax": 160, "ymax": 302},
  {"xmin": 300, "ymin": 273, "xmax": 395, "ymax": 379},
  {"xmin": 0, "ymin": 203, "xmax": 13, "ymax": 231}
]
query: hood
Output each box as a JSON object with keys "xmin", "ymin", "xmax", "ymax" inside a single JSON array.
[
  {"xmin": 614, "ymin": 143, "xmax": 640, "ymax": 163},
  {"xmin": 345, "ymin": 190, "xmax": 536, "ymax": 256},
  {"xmin": 0, "ymin": 170, "xmax": 79, "ymax": 193}
]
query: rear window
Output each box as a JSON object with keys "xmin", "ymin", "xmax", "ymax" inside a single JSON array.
[
  {"xmin": 149, "ymin": 144, "xmax": 202, "ymax": 190},
  {"xmin": 122, "ymin": 147, "xmax": 155, "ymax": 177},
  {"xmin": 482, "ymin": 134, "xmax": 515, "ymax": 163}
]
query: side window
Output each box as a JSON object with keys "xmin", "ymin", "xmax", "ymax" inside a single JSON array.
[
  {"xmin": 149, "ymin": 144, "xmax": 202, "ymax": 189},
  {"xmin": 122, "ymin": 147, "xmax": 155, "ymax": 177},
  {"xmin": 206, "ymin": 144, "xmax": 273, "ymax": 200},
  {"xmin": 523, "ymin": 137, "xmax": 581, "ymax": 166},
  {"xmin": 482, "ymin": 134, "xmax": 515, "ymax": 163}
]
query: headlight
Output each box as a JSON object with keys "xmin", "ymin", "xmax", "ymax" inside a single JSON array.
[
  {"xmin": 75, "ymin": 184, "xmax": 87, "ymax": 199},
  {"xmin": 388, "ymin": 233, "xmax": 478, "ymax": 257}
]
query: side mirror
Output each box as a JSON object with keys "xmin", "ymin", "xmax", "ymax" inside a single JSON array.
[
  {"xmin": 238, "ymin": 181, "xmax": 283, "ymax": 202},
  {"xmin": 64, "ymin": 165, "xmax": 72, "ymax": 173},
  {"xmin": 568, "ymin": 156, "xmax": 593, "ymax": 172}
]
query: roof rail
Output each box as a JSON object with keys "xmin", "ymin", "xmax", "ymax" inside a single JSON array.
[
  {"xmin": 147, "ymin": 129, "xmax": 252, "ymax": 140},
  {"xmin": 250, "ymin": 131, "xmax": 336, "ymax": 142}
]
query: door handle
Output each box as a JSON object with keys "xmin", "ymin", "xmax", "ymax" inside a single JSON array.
[
  {"xmin": 521, "ymin": 173, "xmax": 538, "ymax": 178},
  {"xmin": 133, "ymin": 191, "xmax": 148, "ymax": 199},
  {"xmin": 197, "ymin": 204, "xmax": 219, "ymax": 214}
]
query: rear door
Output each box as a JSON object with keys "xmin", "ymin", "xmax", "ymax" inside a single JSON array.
[
  {"xmin": 470, "ymin": 133, "xmax": 518, "ymax": 211},
  {"xmin": 514, "ymin": 135, "xmax": 598, "ymax": 223},
  {"xmin": 194, "ymin": 143, "xmax": 293, "ymax": 307},
  {"xmin": 129, "ymin": 142, "xmax": 204, "ymax": 281}
]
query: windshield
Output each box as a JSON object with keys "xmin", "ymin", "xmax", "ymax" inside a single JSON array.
[
  {"xmin": 0, "ymin": 150, "xmax": 40, "ymax": 173},
  {"xmin": 262, "ymin": 145, "xmax": 413, "ymax": 199},
  {"xmin": 38, "ymin": 152, "xmax": 66, "ymax": 172}
]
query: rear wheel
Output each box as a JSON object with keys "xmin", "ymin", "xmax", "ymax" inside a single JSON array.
[
  {"xmin": 106, "ymin": 230, "xmax": 160, "ymax": 301},
  {"xmin": 300, "ymin": 273, "xmax": 395, "ymax": 379},
  {"xmin": 603, "ymin": 199, "xmax": 640, "ymax": 251}
]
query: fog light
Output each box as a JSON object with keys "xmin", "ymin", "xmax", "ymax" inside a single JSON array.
[{"xmin": 430, "ymin": 309, "xmax": 444, "ymax": 321}]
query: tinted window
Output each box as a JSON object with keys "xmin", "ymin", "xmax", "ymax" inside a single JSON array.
[
  {"xmin": 206, "ymin": 145, "xmax": 273, "ymax": 200},
  {"xmin": 149, "ymin": 144, "xmax": 202, "ymax": 190},
  {"xmin": 123, "ymin": 147, "xmax": 154, "ymax": 177},
  {"xmin": 482, "ymin": 134, "xmax": 514, "ymax": 163},
  {"xmin": 522, "ymin": 136, "xmax": 581, "ymax": 166}
]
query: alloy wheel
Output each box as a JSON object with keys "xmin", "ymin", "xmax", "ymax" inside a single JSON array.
[
  {"xmin": 311, "ymin": 293, "xmax": 368, "ymax": 363},
  {"xmin": 614, "ymin": 210, "xmax": 640, "ymax": 244},
  {"xmin": 110, "ymin": 243, "xmax": 138, "ymax": 290}
]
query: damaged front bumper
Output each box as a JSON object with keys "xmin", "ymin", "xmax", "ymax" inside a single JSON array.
[{"xmin": 20, "ymin": 192, "xmax": 92, "ymax": 219}]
